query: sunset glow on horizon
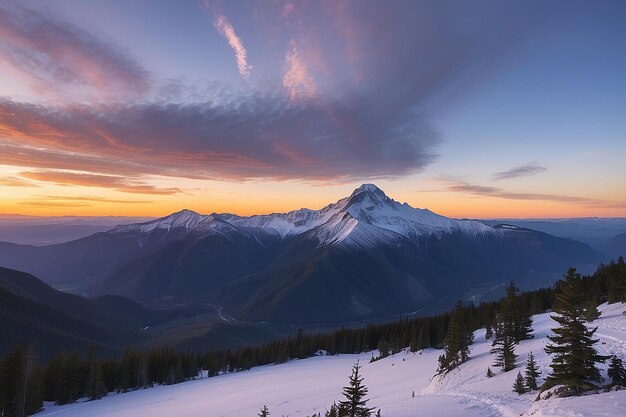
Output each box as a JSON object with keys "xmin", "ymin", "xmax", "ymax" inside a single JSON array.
[{"xmin": 0, "ymin": 0, "xmax": 624, "ymax": 219}]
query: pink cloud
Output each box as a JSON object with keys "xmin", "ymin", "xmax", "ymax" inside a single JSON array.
[
  {"xmin": 214, "ymin": 14, "xmax": 252, "ymax": 79},
  {"xmin": 0, "ymin": 3, "xmax": 150, "ymax": 101},
  {"xmin": 283, "ymin": 41, "xmax": 317, "ymax": 102}
]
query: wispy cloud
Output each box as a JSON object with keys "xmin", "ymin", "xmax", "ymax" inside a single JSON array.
[
  {"xmin": 19, "ymin": 201, "xmax": 91, "ymax": 208},
  {"xmin": 283, "ymin": 40, "xmax": 317, "ymax": 102},
  {"xmin": 20, "ymin": 171, "xmax": 181, "ymax": 195},
  {"xmin": 214, "ymin": 14, "xmax": 252, "ymax": 79},
  {"xmin": 442, "ymin": 179, "xmax": 624, "ymax": 207},
  {"xmin": 0, "ymin": 176, "xmax": 38, "ymax": 187},
  {"xmin": 0, "ymin": 3, "xmax": 150, "ymax": 100},
  {"xmin": 493, "ymin": 162, "xmax": 547, "ymax": 180},
  {"xmin": 36, "ymin": 195, "xmax": 152, "ymax": 204},
  {"xmin": 18, "ymin": 194, "xmax": 151, "ymax": 208}
]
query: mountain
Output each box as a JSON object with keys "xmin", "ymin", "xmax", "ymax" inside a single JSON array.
[
  {"xmin": 478, "ymin": 217, "xmax": 626, "ymax": 253},
  {"xmin": 604, "ymin": 232, "xmax": 626, "ymax": 259},
  {"xmin": 0, "ymin": 184, "xmax": 602, "ymax": 324},
  {"xmin": 0, "ymin": 215, "xmax": 153, "ymax": 245},
  {"xmin": 0, "ymin": 266, "xmax": 179, "ymax": 358}
]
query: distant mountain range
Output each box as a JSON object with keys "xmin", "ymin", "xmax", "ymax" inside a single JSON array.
[
  {"xmin": 0, "ymin": 184, "xmax": 603, "ymax": 324},
  {"xmin": 478, "ymin": 217, "xmax": 626, "ymax": 255},
  {"xmin": 0, "ymin": 215, "xmax": 153, "ymax": 245}
]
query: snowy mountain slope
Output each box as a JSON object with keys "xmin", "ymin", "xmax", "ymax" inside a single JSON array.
[{"xmin": 35, "ymin": 303, "xmax": 626, "ymax": 417}]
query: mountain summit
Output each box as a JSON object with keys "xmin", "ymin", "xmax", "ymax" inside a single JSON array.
[{"xmin": 112, "ymin": 184, "xmax": 491, "ymax": 247}]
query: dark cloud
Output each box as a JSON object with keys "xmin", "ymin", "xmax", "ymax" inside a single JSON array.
[
  {"xmin": 20, "ymin": 171, "xmax": 181, "ymax": 195},
  {"xmin": 1, "ymin": 96, "xmax": 439, "ymax": 181},
  {"xmin": 494, "ymin": 163, "xmax": 547, "ymax": 180},
  {"xmin": 0, "ymin": 2, "xmax": 150, "ymax": 99}
]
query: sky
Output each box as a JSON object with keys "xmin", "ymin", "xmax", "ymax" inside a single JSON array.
[{"xmin": 0, "ymin": 0, "xmax": 624, "ymax": 218}]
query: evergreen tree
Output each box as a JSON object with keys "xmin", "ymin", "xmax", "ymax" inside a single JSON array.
[
  {"xmin": 505, "ymin": 281, "xmax": 533, "ymax": 342},
  {"xmin": 417, "ymin": 325, "xmax": 430, "ymax": 350},
  {"xmin": 85, "ymin": 347, "xmax": 107, "ymax": 401},
  {"xmin": 338, "ymin": 362, "xmax": 375, "ymax": 417},
  {"xmin": 486, "ymin": 367, "xmax": 494, "ymax": 378},
  {"xmin": 544, "ymin": 268, "xmax": 608, "ymax": 392},
  {"xmin": 485, "ymin": 321, "xmax": 493, "ymax": 340},
  {"xmin": 409, "ymin": 327, "xmax": 419, "ymax": 353},
  {"xmin": 377, "ymin": 340, "xmax": 390, "ymax": 359},
  {"xmin": 0, "ymin": 346, "xmax": 24, "ymax": 417},
  {"xmin": 257, "ymin": 404, "xmax": 270, "ymax": 417},
  {"xmin": 436, "ymin": 301, "xmax": 473, "ymax": 374},
  {"xmin": 524, "ymin": 352, "xmax": 540, "ymax": 391},
  {"xmin": 607, "ymin": 356, "xmax": 626, "ymax": 386},
  {"xmin": 325, "ymin": 402, "xmax": 339, "ymax": 417},
  {"xmin": 490, "ymin": 320, "xmax": 516, "ymax": 372},
  {"xmin": 0, "ymin": 346, "xmax": 42, "ymax": 417},
  {"xmin": 491, "ymin": 281, "xmax": 532, "ymax": 372},
  {"xmin": 512, "ymin": 371, "xmax": 527, "ymax": 394}
]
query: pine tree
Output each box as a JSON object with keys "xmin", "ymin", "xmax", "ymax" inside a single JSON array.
[
  {"xmin": 512, "ymin": 371, "xmax": 527, "ymax": 394},
  {"xmin": 436, "ymin": 301, "xmax": 473, "ymax": 374},
  {"xmin": 258, "ymin": 404, "xmax": 270, "ymax": 417},
  {"xmin": 490, "ymin": 320, "xmax": 516, "ymax": 372},
  {"xmin": 524, "ymin": 352, "xmax": 540, "ymax": 391},
  {"xmin": 85, "ymin": 347, "xmax": 107, "ymax": 401},
  {"xmin": 608, "ymin": 356, "xmax": 626, "ymax": 386},
  {"xmin": 582, "ymin": 298, "xmax": 601, "ymax": 322},
  {"xmin": 486, "ymin": 367, "xmax": 494, "ymax": 378},
  {"xmin": 409, "ymin": 327, "xmax": 419, "ymax": 353},
  {"xmin": 417, "ymin": 325, "xmax": 430, "ymax": 350},
  {"xmin": 338, "ymin": 362, "xmax": 375, "ymax": 417},
  {"xmin": 325, "ymin": 402, "xmax": 339, "ymax": 417},
  {"xmin": 377, "ymin": 340, "xmax": 390, "ymax": 359},
  {"xmin": 544, "ymin": 268, "xmax": 608, "ymax": 392},
  {"xmin": 0, "ymin": 346, "xmax": 25, "ymax": 417},
  {"xmin": 491, "ymin": 281, "xmax": 532, "ymax": 372},
  {"xmin": 485, "ymin": 321, "xmax": 493, "ymax": 340}
]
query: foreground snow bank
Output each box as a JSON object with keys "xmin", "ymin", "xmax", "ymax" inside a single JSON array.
[{"xmin": 36, "ymin": 303, "xmax": 626, "ymax": 417}]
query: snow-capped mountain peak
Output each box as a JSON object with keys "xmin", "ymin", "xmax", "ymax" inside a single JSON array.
[
  {"xmin": 109, "ymin": 184, "xmax": 494, "ymax": 245},
  {"xmin": 344, "ymin": 183, "xmax": 397, "ymax": 212},
  {"xmin": 112, "ymin": 209, "xmax": 212, "ymax": 234}
]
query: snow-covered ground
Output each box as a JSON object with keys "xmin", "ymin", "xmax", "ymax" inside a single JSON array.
[{"xmin": 36, "ymin": 303, "xmax": 626, "ymax": 417}]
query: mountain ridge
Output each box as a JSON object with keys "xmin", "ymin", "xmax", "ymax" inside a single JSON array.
[{"xmin": 0, "ymin": 184, "xmax": 603, "ymax": 324}]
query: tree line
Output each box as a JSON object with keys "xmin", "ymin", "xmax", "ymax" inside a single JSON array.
[{"xmin": 1, "ymin": 257, "xmax": 624, "ymax": 416}]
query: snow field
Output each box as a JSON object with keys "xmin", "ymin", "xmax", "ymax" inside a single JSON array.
[{"xmin": 36, "ymin": 303, "xmax": 626, "ymax": 417}]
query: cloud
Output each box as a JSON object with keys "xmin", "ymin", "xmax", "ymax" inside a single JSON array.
[
  {"xmin": 19, "ymin": 171, "xmax": 181, "ymax": 195},
  {"xmin": 283, "ymin": 40, "xmax": 317, "ymax": 102},
  {"xmin": 0, "ymin": 2, "xmax": 150, "ymax": 100},
  {"xmin": 443, "ymin": 179, "xmax": 620, "ymax": 206},
  {"xmin": 281, "ymin": 3, "xmax": 296, "ymax": 18},
  {"xmin": 0, "ymin": 176, "xmax": 38, "ymax": 187},
  {"xmin": 0, "ymin": 96, "xmax": 440, "ymax": 182},
  {"xmin": 494, "ymin": 162, "xmax": 547, "ymax": 180},
  {"xmin": 18, "ymin": 194, "xmax": 152, "ymax": 208},
  {"xmin": 214, "ymin": 14, "xmax": 252, "ymax": 79},
  {"xmin": 0, "ymin": 1, "xmax": 549, "ymax": 185},
  {"xmin": 35, "ymin": 195, "xmax": 152, "ymax": 204}
]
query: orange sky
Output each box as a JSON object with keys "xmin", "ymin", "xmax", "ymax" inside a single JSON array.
[{"xmin": 1, "ymin": 173, "xmax": 624, "ymax": 219}]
